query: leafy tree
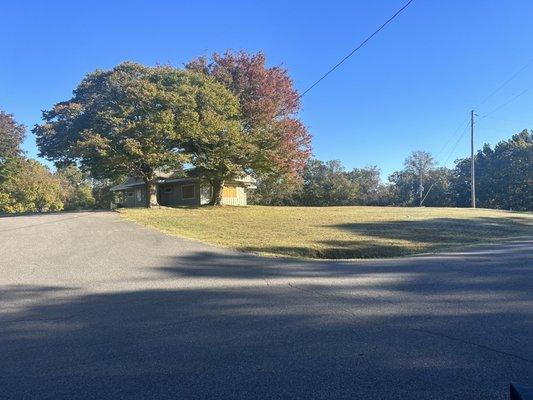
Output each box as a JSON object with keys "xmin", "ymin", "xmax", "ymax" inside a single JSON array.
[
  {"xmin": 34, "ymin": 62, "xmax": 237, "ymax": 207},
  {"xmin": 55, "ymin": 165, "xmax": 95, "ymax": 210},
  {"xmin": 249, "ymin": 172, "xmax": 303, "ymax": 205},
  {"xmin": 296, "ymin": 159, "xmax": 357, "ymax": 206},
  {"xmin": 0, "ymin": 157, "xmax": 63, "ymax": 213},
  {"xmin": 453, "ymin": 130, "xmax": 532, "ymax": 210},
  {"xmin": 186, "ymin": 51, "xmax": 312, "ymax": 203},
  {"xmin": 90, "ymin": 178, "xmax": 119, "ymax": 209},
  {"xmin": 0, "ymin": 110, "xmax": 25, "ymax": 162},
  {"xmin": 403, "ymin": 150, "xmax": 436, "ymax": 206},
  {"xmin": 419, "ymin": 167, "xmax": 456, "ymax": 207},
  {"xmin": 347, "ymin": 166, "xmax": 387, "ymax": 205},
  {"xmin": 388, "ymin": 169, "xmax": 418, "ymax": 206}
]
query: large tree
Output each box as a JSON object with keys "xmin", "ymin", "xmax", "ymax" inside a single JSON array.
[
  {"xmin": 0, "ymin": 110, "xmax": 25, "ymax": 162},
  {"xmin": 34, "ymin": 62, "xmax": 241, "ymax": 207},
  {"xmin": 186, "ymin": 51, "xmax": 312, "ymax": 203}
]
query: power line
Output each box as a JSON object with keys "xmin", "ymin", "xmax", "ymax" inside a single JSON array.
[
  {"xmin": 421, "ymin": 122, "xmax": 470, "ymax": 206},
  {"xmin": 443, "ymin": 121, "xmax": 471, "ymax": 165},
  {"xmin": 433, "ymin": 117, "xmax": 470, "ymax": 161},
  {"xmin": 480, "ymin": 87, "xmax": 531, "ymax": 118},
  {"xmin": 476, "ymin": 59, "xmax": 533, "ymax": 108},
  {"xmin": 299, "ymin": 0, "xmax": 415, "ymax": 98}
]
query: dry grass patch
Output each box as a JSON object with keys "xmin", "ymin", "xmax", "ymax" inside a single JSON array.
[{"xmin": 119, "ymin": 206, "xmax": 532, "ymax": 259}]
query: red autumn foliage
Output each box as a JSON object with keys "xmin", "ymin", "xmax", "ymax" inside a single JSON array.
[{"xmin": 186, "ymin": 51, "xmax": 312, "ymax": 176}]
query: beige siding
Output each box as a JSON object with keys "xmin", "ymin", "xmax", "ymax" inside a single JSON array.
[{"xmin": 221, "ymin": 185, "xmax": 247, "ymax": 206}]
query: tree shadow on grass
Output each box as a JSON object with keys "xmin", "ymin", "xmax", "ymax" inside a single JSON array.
[{"xmin": 230, "ymin": 216, "xmax": 531, "ymax": 259}]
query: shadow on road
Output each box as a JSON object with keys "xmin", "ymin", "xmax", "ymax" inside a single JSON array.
[{"xmin": 1, "ymin": 241, "xmax": 532, "ymax": 399}]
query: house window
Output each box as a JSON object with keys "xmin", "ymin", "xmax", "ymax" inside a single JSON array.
[
  {"xmin": 222, "ymin": 185, "xmax": 237, "ymax": 198},
  {"xmin": 126, "ymin": 191, "xmax": 134, "ymax": 197},
  {"xmin": 163, "ymin": 186, "xmax": 172, "ymax": 193},
  {"xmin": 181, "ymin": 184, "xmax": 195, "ymax": 199}
]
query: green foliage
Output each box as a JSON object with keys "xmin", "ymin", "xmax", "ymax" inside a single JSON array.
[
  {"xmin": 0, "ymin": 110, "xmax": 25, "ymax": 161},
  {"xmin": 91, "ymin": 178, "xmax": 118, "ymax": 209},
  {"xmin": 347, "ymin": 166, "xmax": 388, "ymax": 205},
  {"xmin": 252, "ymin": 160, "xmax": 389, "ymax": 206},
  {"xmin": 453, "ymin": 130, "xmax": 532, "ymax": 210},
  {"xmin": 187, "ymin": 51, "xmax": 312, "ymax": 203},
  {"xmin": 34, "ymin": 62, "xmax": 248, "ymax": 206},
  {"xmin": 0, "ymin": 157, "xmax": 63, "ymax": 213},
  {"xmin": 55, "ymin": 165, "xmax": 95, "ymax": 210},
  {"xmin": 248, "ymin": 172, "xmax": 303, "ymax": 205},
  {"xmin": 295, "ymin": 159, "xmax": 358, "ymax": 206},
  {"xmin": 34, "ymin": 63, "xmax": 197, "ymax": 182}
]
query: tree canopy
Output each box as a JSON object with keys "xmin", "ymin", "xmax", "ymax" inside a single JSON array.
[
  {"xmin": 453, "ymin": 130, "xmax": 532, "ymax": 210},
  {"xmin": 34, "ymin": 62, "xmax": 243, "ymax": 206},
  {"xmin": 35, "ymin": 54, "xmax": 311, "ymax": 206},
  {"xmin": 0, "ymin": 157, "xmax": 63, "ymax": 213},
  {"xmin": 0, "ymin": 110, "xmax": 25, "ymax": 162},
  {"xmin": 186, "ymin": 51, "xmax": 312, "ymax": 188}
]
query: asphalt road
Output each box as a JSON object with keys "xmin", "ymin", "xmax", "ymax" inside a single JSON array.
[{"xmin": 1, "ymin": 211, "xmax": 532, "ymax": 399}]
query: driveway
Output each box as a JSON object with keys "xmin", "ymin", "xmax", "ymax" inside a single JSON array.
[{"xmin": 1, "ymin": 211, "xmax": 532, "ymax": 399}]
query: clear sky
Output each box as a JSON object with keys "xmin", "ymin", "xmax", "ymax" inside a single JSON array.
[{"xmin": 1, "ymin": 0, "xmax": 532, "ymax": 178}]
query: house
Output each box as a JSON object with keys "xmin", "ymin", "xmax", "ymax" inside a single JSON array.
[{"xmin": 110, "ymin": 170, "xmax": 257, "ymax": 207}]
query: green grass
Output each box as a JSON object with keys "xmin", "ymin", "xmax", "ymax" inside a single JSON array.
[{"xmin": 119, "ymin": 206, "xmax": 532, "ymax": 259}]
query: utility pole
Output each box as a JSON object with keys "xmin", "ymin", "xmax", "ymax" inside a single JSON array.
[{"xmin": 470, "ymin": 110, "xmax": 476, "ymax": 208}]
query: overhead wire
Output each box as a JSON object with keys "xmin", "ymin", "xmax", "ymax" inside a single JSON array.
[{"xmin": 299, "ymin": 0, "xmax": 415, "ymax": 98}]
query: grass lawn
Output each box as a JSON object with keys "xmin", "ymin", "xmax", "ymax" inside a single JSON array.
[{"xmin": 119, "ymin": 206, "xmax": 532, "ymax": 259}]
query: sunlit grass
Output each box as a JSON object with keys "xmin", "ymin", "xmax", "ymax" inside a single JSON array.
[{"xmin": 119, "ymin": 206, "xmax": 532, "ymax": 259}]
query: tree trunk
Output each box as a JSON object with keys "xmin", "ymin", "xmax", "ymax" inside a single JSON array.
[
  {"xmin": 145, "ymin": 179, "xmax": 159, "ymax": 208},
  {"xmin": 209, "ymin": 180, "xmax": 224, "ymax": 206}
]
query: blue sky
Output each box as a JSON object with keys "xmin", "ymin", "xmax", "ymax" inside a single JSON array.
[{"xmin": 1, "ymin": 0, "xmax": 532, "ymax": 178}]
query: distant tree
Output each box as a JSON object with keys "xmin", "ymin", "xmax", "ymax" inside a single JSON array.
[
  {"xmin": 419, "ymin": 167, "xmax": 456, "ymax": 207},
  {"xmin": 453, "ymin": 130, "xmax": 532, "ymax": 210},
  {"xmin": 91, "ymin": 178, "xmax": 118, "ymax": 209},
  {"xmin": 34, "ymin": 62, "xmax": 240, "ymax": 207},
  {"xmin": 55, "ymin": 165, "xmax": 95, "ymax": 210},
  {"xmin": 186, "ymin": 51, "xmax": 312, "ymax": 203},
  {"xmin": 0, "ymin": 110, "xmax": 25, "ymax": 162},
  {"xmin": 248, "ymin": 172, "xmax": 303, "ymax": 206},
  {"xmin": 347, "ymin": 166, "xmax": 387, "ymax": 205},
  {"xmin": 403, "ymin": 150, "xmax": 436, "ymax": 206},
  {"xmin": 0, "ymin": 158, "xmax": 63, "ymax": 213},
  {"xmin": 388, "ymin": 169, "xmax": 418, "ymax": 206},
  {"xmin": 296, "ymin": 159, "xmax": 357, "ymax": 206}
]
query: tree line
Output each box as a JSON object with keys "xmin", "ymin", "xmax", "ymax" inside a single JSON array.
[
  {"xmin": 0, "ymin": 110, "xmax": 110, "ymax": 212},
  {"xmin": 1, "ymin": 50, "xmax": 531, "ymax": 213},
  {"xmin": 250, "ymin": 130, "xmax": 532, "ymax": 211}
]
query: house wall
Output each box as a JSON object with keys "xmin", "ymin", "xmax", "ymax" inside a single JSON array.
[
  {"xmin": 158, "ymin": 181, "xmax": 201, "ymax": 206},
  {"xmin": 117, "ymin": 181, "xmax": 249, "ymax": 207},
  {"xmin": 122, "ymin": 186, "xmax": 146, "ymax": 207},
  {"xmin": 221, "ymin": 185, "xmax": 247, "ymax": 206}
]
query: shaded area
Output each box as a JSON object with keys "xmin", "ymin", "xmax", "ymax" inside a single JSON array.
[
  {"xmin": 2, "ymin": 242, "xmax": 533, "ymax": 399},
  {"xmin": 244, "ymin": 216, "xmax": 532, "ymax": 259}
]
